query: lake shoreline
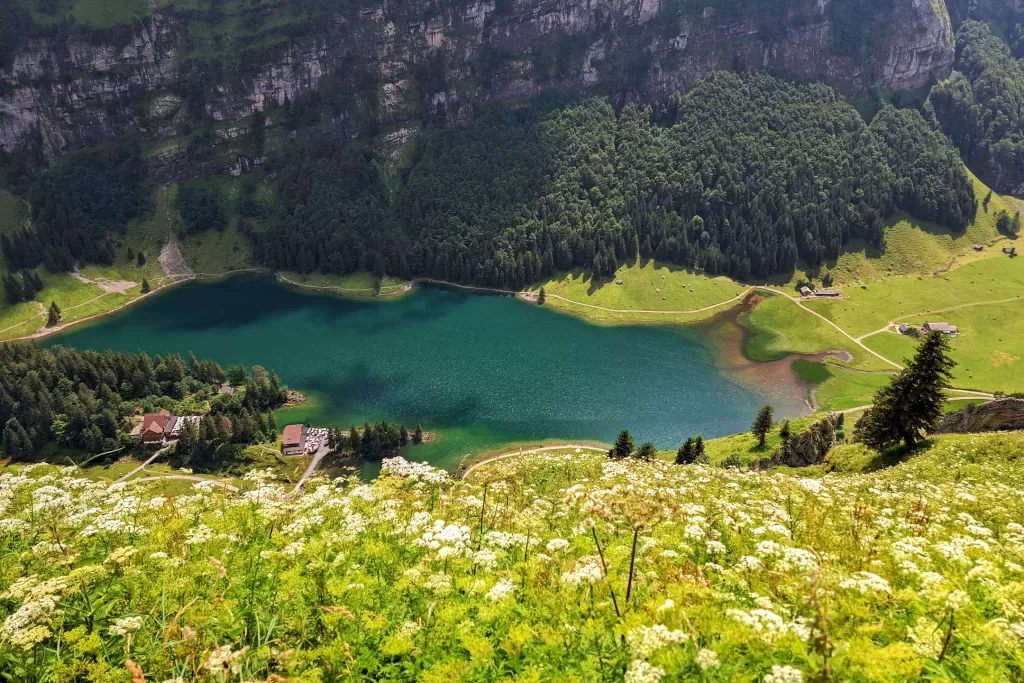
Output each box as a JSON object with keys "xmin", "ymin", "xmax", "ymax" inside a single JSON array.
[
  {"xmin": 44, "ymin": 277, "xmax": 797, "ymax": 468},
  {"xmin": 13, "ymin": 268, "xmax": 766, "ymax": 343},
  {"xmin": 21, "ymin": 271, "xmax": 827, "ymax": 423}
]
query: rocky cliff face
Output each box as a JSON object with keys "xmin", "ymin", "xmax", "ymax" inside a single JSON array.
[
  {"xmin": 0, "ymin": 0, "xmax": 955, "ymax": 168},
  {"xmin": 935, "ymin": 398, "xmax": 1024, "ymax": 434}
]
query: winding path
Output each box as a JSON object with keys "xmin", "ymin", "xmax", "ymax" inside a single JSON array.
[
  {"xmin": 291, "ymin": 443, "xmax": 333, "ymax": 492},
  {"xmin": 115, "ymin": 445, "xmax": 172, "ymax": 483}
]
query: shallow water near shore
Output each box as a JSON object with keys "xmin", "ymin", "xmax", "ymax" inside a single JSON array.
[{"xmin": 44, "ymin": 277, "xmax": 811, "ymax": 471}]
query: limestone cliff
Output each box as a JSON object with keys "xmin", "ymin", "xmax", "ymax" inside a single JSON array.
[{"xmin": 0, "ymin": 0, "xmax": 955, "ymax": 168}]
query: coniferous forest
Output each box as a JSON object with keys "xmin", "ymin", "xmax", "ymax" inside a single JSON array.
[
  {"xmin": 0, "ymin": 344, "xmax": 286, "ymax": 461},
  {"xmin": 927, "ymin": 20, "xmax": 1024, "ymax": 194},
  {"xmin": 251, "ymin": 73, "xmax": 975, "ymax": 287},
  {"xmin": 0, "ymin": 72, "xmax": 977, "ymax": 290}
]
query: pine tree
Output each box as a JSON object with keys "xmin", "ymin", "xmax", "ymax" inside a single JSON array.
[
  {"xmin": 676, "ymin": 437, "xmax": 695, "ymax": 465},
  {"xmin": 2, "ymin": 417, "xmax": 32, "ymax": 458},
  {"xmin": 692, "ymin": 435, "xmax": 708, "ymax": 464},
  {"xmin": 137, "ymin": 250, "xmax": 147, "ymax": 267},
  {"xmin": 537, "ymin": 286, "xmax": 546, "ymax": 305},
  {"xmin": 413, "ymin": 424, "xmax": 424, "ymax": 444},
  {"xmin": 752, "ymin": 405, "xmax": 774, "ymax": 447},
  {"xmin": 349, "ymin": 425, "xmax": 362, "ymax": 450},
  {"xmin": 779, "ymin": 419, "xmax": 791, "ymax": 444},
  {"xmin": 141, "ymin": 278, "xmax": 151, "ymax": 294},
  {"xmin": 19, "ymin": 270, "xmax": 37, "ymax": 300},
  {"xmin": 609, "ymin": 429, "xmax": 634, "ymax": 459},
  {"xmin": 46, "ymin": 301, "xmax": 61, "ymax": 327},
  {"xmin": 3, "ymin": 274, "xmax": 23, "ymax": 304},
  {"xmin": 635, "ymin": 442, "xmax": 657, "ymax": 460},
  {"xmin": 400, "ymin": 425, "xmax": 409, "ymax": 444},
  {"xmin": 676, "ymin": 435, "xmax": 707, "ymax": 465},
  {"xmin": 855, "ymin": 331, "xmax": 955, "ymax": 450},
  {"xmin": 997, "ymin": 210, "xmax": 1012, "ymax": 235}
]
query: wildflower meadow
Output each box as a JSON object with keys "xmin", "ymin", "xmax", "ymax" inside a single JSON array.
[{"xmin": 1, "ymin": 432, "xmax": 1024, "ymax": 681}]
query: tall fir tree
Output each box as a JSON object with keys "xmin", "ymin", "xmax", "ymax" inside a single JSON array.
[
  {"xmin": 609, "ymin": 429, "xmax": 634, "ymax": 459},
  {"xmin": 855, "ymin": 331, "xmax": 955, "ymax": 450},
  {"xmin": 752, "ymin": 405, "xmax": 774, "ymax": 447},
  {"xmin": 46, "ymin": 301, "xmax": 61, "ymax": 327}
]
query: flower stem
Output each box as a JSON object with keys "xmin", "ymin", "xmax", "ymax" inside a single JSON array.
[
  {"xmin": 625, "ymin": 528, "xmax": 639, "ymax": 604},
  {"xmin": 590, "ymin": 526, "xmax": 621, "ymax": 618}
]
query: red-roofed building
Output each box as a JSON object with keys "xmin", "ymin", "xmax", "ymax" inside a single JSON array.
[
  {"xmin": 138, "ymin": 412, "xmax": 171, "ymax": 442},
  {"xmin": 282, "ymin": 424, "xmax": 306, "ymax": 455}
]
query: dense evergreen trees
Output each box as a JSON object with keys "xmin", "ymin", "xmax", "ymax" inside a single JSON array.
[
  {"xmin": 926, "ymin": 21, "xmax": 1024, "ymax": 194},
  {"xmin": 0, "ymin": 344, "xmax": 284, "ymax": 459},
  {"xmin": 324, "ymin": 420, "xmax": 408, "ymax": 461},
  {"xmin": 675, "ymin": 435, "xmax": 707, "ymax": 465},
  {"xmin": 1, "ymin": 142, "xmax": 147, "ymax": 273},
  {"xmin": 2, "ymin": 271, "xmax": 41, "ymax": 304},
  {"xmin": 177, "ymin": 183, "xmax": 226, "ymax": 234},
  {"xmin": 250, "ymin": 145, "xmax": 403, "ymax": 277},
  {"xmin": 253, "ymin": 74, "xmax": 974, "ymax": 287}
]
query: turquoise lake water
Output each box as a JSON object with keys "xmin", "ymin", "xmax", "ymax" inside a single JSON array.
[{"xmin": 44, "ymin": 277, "xmax": 807, "ymax": 470}]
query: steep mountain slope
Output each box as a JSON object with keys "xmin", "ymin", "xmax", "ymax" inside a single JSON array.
[{"xmin": 0, "ymin": 0, "xmax": 955, "ymax": 164}]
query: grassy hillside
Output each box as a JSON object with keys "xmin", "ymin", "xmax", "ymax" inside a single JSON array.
[
  {"xmin": 787, "ymin": 171, "xmax": 1019, "ymax": 287},
  {"xmin": 863, "ymin": 300, "xmax": 1024, "ymax": 395},
  {"xmin": 532, "ymin": 261, "xmax": 748, "ymax": 322},
  {"xmin": 3, "ymin": 432, "xmax": 1024, "ymax": 680},
  {"xmin": 0, "ymin": 182, "xmax": 264, "ymax": 341}
]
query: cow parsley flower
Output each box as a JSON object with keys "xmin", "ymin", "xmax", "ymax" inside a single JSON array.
[
  {"xmin": 486, "ymin": 579, "xmax": 515, "ymax": 602},
  {"xmin": 696, "ymin": 648, "xmax": 721, "ymax": 670},
  {"xmin": 624, "ymin": 660, "xmax": 665, "ymax": 683},
  {"xmin": 626, "ymin": 624, "xmax": 689, "ymax": 658},
  {"xmin": 109, "ymin": 616, "xmax": 144, "ymax": 637},
  {"xmin": 764, "ymin": 665, "xmax": 803, "ymax": 683}
]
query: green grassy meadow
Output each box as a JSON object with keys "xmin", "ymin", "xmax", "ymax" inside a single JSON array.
[
  {"xmin": 863, "ymin": 300, "xmax": 1024, "ymax": 394},
  {"xmin": 278, "ymin": 271, "xmax": 409, "ymax": 299},
  {"xmin": 534, "ymin": 260, "xmax": 747, "ymax": 322},
  {"xmin": 792, "ymin": 360, "xmax": 892, "ymax": 412}
]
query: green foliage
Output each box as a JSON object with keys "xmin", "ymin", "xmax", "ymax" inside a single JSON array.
[
  {"xmin": 926, "ymin": 21, "xmax": 1024, "ymax": 193},
  {"xmin": 675, "ymin": 434, "xmax": 706, "ymax": 464},
  {"xmin": 869, "ymin": 106, "xmax": 976, "ymax": 231},
  {"xmin": 3, "ymin": 431, "xmax": 1024, "ymax": 678},
  {"xmin": 9, "ymin": 142, "xmax": 147, "ymax": 271},
  {"xmin": 751, "ymin": 404, "xmax": 774, "ymax": 447},
  {"xmin": 253, "ymin": 144, "xmax": 399, "ymax": 276},
  {"xmin": 45, "ymin": 300, "xmax": 59, "ymax": 327},
  {"xmin": 635, "ymin": 441, "xmax": 657, "ymax": 460},
  {"xmin": 855, "ymin": 332, "xmax": 956, "ymax": 450},
  {"xmin": 226, "ymin": 363, "xmax": 247, "ymax": 385},
  {"xmin": 609, "ymin": 429, "xmax": 634, "ymax": 459},
  {"xmin": 176, "ymin": 182, "xmax": 226, "ymax": 234},
  {"xmin": 253, "ymin": 74, "xmax": 974, "ymax": 287},
  {"xmin": 0, "ymin": 344, "xmax": 283, "ymax": 458},
  {"xmin": 140, "ymin": 277, "xmax": 150, "ymax": 294}
]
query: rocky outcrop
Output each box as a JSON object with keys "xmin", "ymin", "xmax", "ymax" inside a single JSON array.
[
  {"xmin": 935, "ymin": 399, "xmax": 1024, "ymax": 434},
  {"xmin": 760, "ymin": 414, "xmax": 841, "ymax": 468},
  {"xmin": 0, "ymin": 0, "xmax": 955, "ymax": 167}
]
